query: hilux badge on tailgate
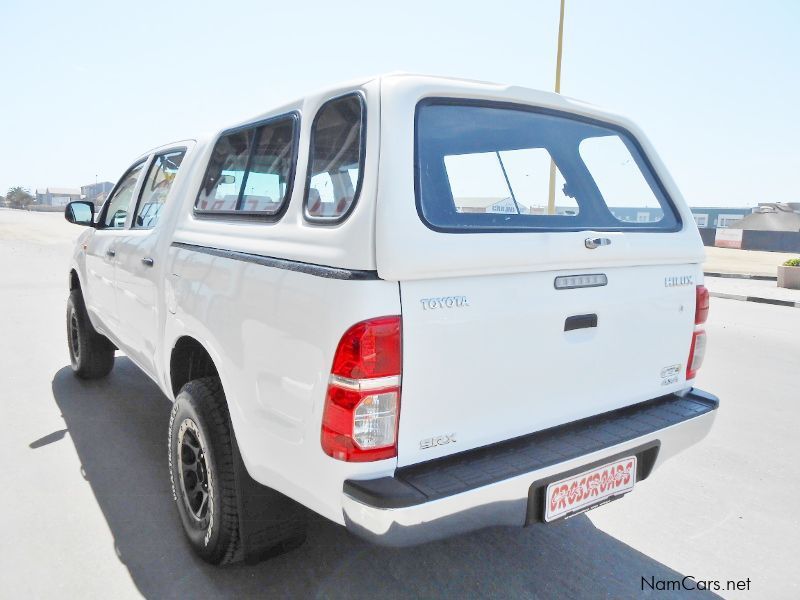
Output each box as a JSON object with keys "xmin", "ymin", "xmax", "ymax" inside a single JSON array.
[{"xmin": 664, "ymin": 275, "xmax": 693, "ymax": 287}]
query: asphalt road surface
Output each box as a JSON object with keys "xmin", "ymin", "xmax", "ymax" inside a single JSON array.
[{"xmin": 1, "ymin": 210, "xmax": 797, "ymax": 599}]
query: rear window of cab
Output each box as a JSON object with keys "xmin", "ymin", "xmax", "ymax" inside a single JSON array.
[{"xmin": 415, "ymin": 99, "xmax": 681, "ymax": 232}]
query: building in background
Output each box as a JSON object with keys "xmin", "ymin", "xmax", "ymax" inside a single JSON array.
[
  {"xmin": 688, "ymin": 206, "xmax": 755, "ymax": 229},
  {"xmin": 605, "ymin": 206, "xmax": 757, "ymax": 227},
  {"xmin": 431, "ymin": 200, "xmax": 760, "ymax": 228},
  {"xmin": 614, "ymin": 206, "xmax": 759, "ymax": 228},
  {"xmin": 35, "ymin": 187, "xmax": 82, "ymax": 207},
  {"xmin": 608, "ymin": 207, "xmax": 665, "ymax": 223},
  {"xmin": 728, "ymin": 203, "xmax": 800, "ymax": 232},
  {"xmin": 81, "ymin": 181, "xmax": 114, "ymax": 206}
]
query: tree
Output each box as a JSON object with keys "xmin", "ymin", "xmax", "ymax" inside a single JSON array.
[{"xmin": 6, "ymin": 186, "xmax": 34, "ymax": 209}]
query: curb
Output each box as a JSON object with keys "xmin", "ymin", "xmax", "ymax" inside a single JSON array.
[
  {"xmin": 704, "ymin": 271, "xmax": 777, "ymax": 281},
  {"xmin": 709, "ymin": 292, "xmax": 800, "ymax": 308}
]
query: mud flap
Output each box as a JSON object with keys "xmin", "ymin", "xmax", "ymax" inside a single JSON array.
[{"xmin": 230, "ymin": 430, "xmax": 307, "ymax": 565}]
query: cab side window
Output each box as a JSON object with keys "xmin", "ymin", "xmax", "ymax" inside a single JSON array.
[
  {"xmin": 133, "ymin": 150, "xmax": 186, "ymax": 229},
  {"xmin": 103, "ymin": 162, "xmax": 145, "ymax": 229},
  {"xmin": 304, "ymin": 94, "xmax": 365, "ymax": 222}
]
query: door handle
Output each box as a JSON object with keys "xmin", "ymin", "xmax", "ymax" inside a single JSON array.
[
  {"xmin": 585, "ymin": 237, "xmax": 611, "ymax": 249},
  {"xmin": 141, "ymin": 257, "xmax": 154, "ymax": 267},
  {"xmin": 106, "ymin": 249, "xmax": 116, "ymax": 257},
  {"xmin": 564, "ymin": 313, "xmax": 598, "ymax": 331}
]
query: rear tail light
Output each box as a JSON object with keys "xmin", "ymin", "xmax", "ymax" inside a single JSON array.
[
  {"xmin": 687, "ymin": 285, "xmax": 709, "ymax": 381},
  {"xmin": 695, "ymin": 285, "xmax": 710, "ymax": 324},
  {"xmin": 321, "ymin": 316, "xmax": 401, "ymax": 462},
  {"xmin": 686, "ymin": 285, "xmax": 710, "ymax": 381},
  {"xmin": 686, "ymin": 330, "xmax": 707, "ymax": 380}
]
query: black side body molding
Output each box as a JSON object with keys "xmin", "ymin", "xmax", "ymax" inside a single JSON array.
[
  {"xmin": 344, "ymin": 388, "xmax": 719, "ymax": 509},
  {"xmin": 171, "ymin": 242, "xmax": 381, "ymax": 281}
]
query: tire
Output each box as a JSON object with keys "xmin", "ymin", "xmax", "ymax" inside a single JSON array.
[
  {"xmin": 66, "ymin": 289, "xmax": 115, "ymax": 379},
  {"xmin": 168, "ymin": 377, "xmax": 306, "ymax": 565}
]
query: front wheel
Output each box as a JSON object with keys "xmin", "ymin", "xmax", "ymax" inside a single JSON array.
[{"xmin": 66, "ymin": 289, "xmax": 115, "ymax": 379}]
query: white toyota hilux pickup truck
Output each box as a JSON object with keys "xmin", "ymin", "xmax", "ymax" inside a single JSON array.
[{"xmin": 64, "ymin": 74, "xmax": 718, "ymax": 565}]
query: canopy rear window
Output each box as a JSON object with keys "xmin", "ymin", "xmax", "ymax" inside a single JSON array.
[{"xmin": 415, "ymin": 100, "xmax": 680, "ymax": 232}]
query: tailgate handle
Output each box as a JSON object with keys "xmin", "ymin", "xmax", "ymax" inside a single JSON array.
[
  {"xmin": 564, "ymin": 313, "xmax": 598, "ymax": 332},
  {"xmin": 585, "ymin": 237, "xmax": 611, "ymax": 249}
]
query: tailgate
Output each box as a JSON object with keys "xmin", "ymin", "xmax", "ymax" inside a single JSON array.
[{"xmin": 396, "ymin": 263, "xmax": 700, "ymax": 466}]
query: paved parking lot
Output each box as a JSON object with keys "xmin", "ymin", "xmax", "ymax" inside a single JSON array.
[
  {"xmin": 1, "ymin": 210, "xmax": 797, "ymax": 599},
  {"xmin": 703, "ymin": 246, "xmax": 796, "ymax": 277},
  {"xmin": 704, "ymin": 275, "xmax": 800, "ymax": 306}
]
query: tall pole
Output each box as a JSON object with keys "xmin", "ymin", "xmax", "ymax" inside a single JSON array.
[
  {"xmin": 554, "ymin": 0, "xmax": 565, "ymax": 94},
  {"xmin": 547, "ymin": 0, "xmax": 566, "ymax": 215}
]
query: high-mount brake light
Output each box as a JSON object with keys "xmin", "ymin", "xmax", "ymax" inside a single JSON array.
[
  {"xmin": 321, "ymin": 317, "xmax": 402, "ymax": 462},
  {"xmin": 554, "ymin": 273, "xmax": 608, "ymax": 290}
]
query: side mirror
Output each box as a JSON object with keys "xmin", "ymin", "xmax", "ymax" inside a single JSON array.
[{"xmin": 64, "ymin": 201, "xmax": 95, "ymax": 226}]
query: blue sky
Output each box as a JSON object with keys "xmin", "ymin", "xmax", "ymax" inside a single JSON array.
[{"xmin": 1, "ymin": 0, "xmax": 797, "ymax": 207}]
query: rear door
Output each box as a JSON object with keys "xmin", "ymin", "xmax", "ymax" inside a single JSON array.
[
  {"xmin": 375, "ymin": 91, "xmax": 705, "ymax": 467},
  {"xmin": 113, "ymin": 148, "xmax": 187, "ymax": 376}
]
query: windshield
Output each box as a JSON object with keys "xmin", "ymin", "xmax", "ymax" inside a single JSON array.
[{"xmin": 415, "ymin": 100, "xmax": 680, "ymax": 232}]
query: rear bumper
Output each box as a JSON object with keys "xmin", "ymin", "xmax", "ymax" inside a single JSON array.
[{"xmin": 343, "ymin": 388, "xmax": 718, "ymax": 546}]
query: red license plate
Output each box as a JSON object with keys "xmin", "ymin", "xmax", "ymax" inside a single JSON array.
[{"xmin": 544, "ymin": 456, "xmax": 637, "ymax": 522}]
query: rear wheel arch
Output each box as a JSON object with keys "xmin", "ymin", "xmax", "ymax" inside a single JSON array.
[
  {"xmin": 169, "ymin": 336, "xmax": 220, "ymax": 399},
  {"xmin": 69, "ymin": 269, "xmax": 81, "ymax": 291},
  {"xmin": 166, "ymin": 339, "xmax": 308, "ymax": 564}
]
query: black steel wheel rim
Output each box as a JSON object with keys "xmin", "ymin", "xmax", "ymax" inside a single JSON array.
[
  {"xmin": 69, "ymin": 310, "xmax": 80, "ymax": 360},
  {"xmin": 178, "ymin": 421, "xmax": 211, "ymax": 522}
]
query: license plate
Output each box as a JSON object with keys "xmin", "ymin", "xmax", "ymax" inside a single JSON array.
[{"xmin": 544, "ymin": 456, "xmax": 637, "ymax": 522}]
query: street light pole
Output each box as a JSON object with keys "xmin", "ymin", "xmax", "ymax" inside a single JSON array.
[
  {"xmin": 547, "ymin": 0, "xmax": 566, "ymax": 215},
  {"xmin": 554, "ymin": 0, "xmax": 566, "ymax": 94}
]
